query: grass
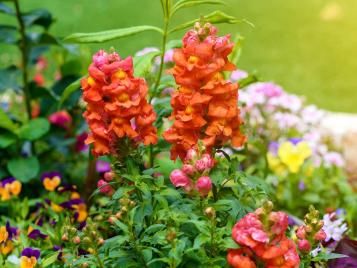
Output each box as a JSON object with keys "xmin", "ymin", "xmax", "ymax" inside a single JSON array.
[{"xmin": 1, "ymin": 0, "xmax": 357, "ymax": 112}]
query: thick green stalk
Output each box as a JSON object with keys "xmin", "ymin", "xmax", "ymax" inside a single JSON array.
[{"xmin": 14, "ymin": 0, "xmax": 32, "ymax": 120}]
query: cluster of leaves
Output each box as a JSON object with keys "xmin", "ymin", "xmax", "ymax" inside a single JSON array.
[{"xmin": 0, "ymin": 0, "xmax": 88, "ymax": 190}]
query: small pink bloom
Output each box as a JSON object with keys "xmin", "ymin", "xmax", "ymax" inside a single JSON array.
[
  {"xmin": 170, "ymin": 169, "xmax": 191, "ymax": 187},
  {"xmin": 75, "ymin": 132, "xmax": 88, "ymax": 152},
  {"xmin": 36, "ymin": 56, "xmax": 47, "ymax": 72},
  {"xmin": 104, "ymin": 171, "xmax": 114, "ymax": 181},
  {"xmin": 195, "ymin": 154, "xmax": 214, "ymax": 172},
  {"xmin": 97, "ymin": 179, "xmax": 113, "ymax": 195},
  {"xmin": 297, "ymin": 239, "xmax": 311, "ymax": 252},
  {"xmin": 48, "ymin": 110, "xmax": 72, "ymax": 129},
  {"xmin": 93, "ymin": 50, "xmax": 108, "ymax": 68},
  {"xmin": 195, "ymin": 176, "xmax": 212, "ymax": 196},
  {"xmin": 185, "ymin": 149, "xmax": 197, "ymax": 161},
  {"xmin": 269, "ymin": 211, "xmax": 289, "ymax": 236},
  {"xmin": 182, "ymin": 164, "xmax": 195, "ymax": 175},
  {"xmin": 314, "ymin": 230, "xmax": 327, "ymax": 241},
  {"xmin": 296, "ymin": 226, "xmax": 306, "ymax": 239},
  {"xmin": 34, "ymin": 73, "xmax": 45, "ymax": 86}
]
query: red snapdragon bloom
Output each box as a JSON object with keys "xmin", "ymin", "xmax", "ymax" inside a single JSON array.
[
  {"xmin": 81, "ymin": 50, "xmax": 158, "ymax": 156},
  {"xmin": 163, "ymin": 22, "xmax": 245, "ymax": 160},
  {"xmin": 229, "ymin": 204, "xmax": 300, "ymax": 268},
  {"xmin": 227, "ymin": 248, "xmax": 256, "ymax": 268}
]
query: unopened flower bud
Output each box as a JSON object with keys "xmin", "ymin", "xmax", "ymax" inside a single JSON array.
[
  {"xmin": 98, "ymin": 238, "xmax": 105, "ymax": 245},
  {"xmin": 129, "ymin": 200, "xmax": 136, "ymax": 207},
  {"xmin": 166, "ymin": 230, "xmax": 176, "ymax": 242},
  {"xmin": 185, "ymin": 148, "xmax": 197, "ymax": 161},
  {"xmin": 81, "ymin": 263, "xmax": 89, "ymax": 268},
  {"xmin": 91, "ymin": 231, "xmax": 97, "ymax": 237},
  {"xmin": 73, "ymin": 236, "xmax": 81, "ymax": 244},
  {"xmin": 108, "ymin": 216, "xmax": 116, "ymax": 224},
  {"xmin": 119, "ymin": 198, "xmax": 129, "ymax": 206},
  {"xmin": 195, "ymin": 176, "xmax": 212, "ymax": 196},
  {"xmin": 305, "ymin": 225, "xmax": 313, "ymax": 233},
  {"xmin": 298, "ymin": 239, "xmax": 311, "ymax": 252},
  {"xmin": 82, "ymin": 237, "xmax": 91, "ymax": 244},
  {"xmin": 70, "ymin": 227, "xmax": 77, "ymax": 235},
  {"xmin": 115, "ymin": 212, "xmax": 122, "ymax": 219},
  {"xmin": 170, "ymin": 169, "xmax": 191, "ymax": 188},
  {"xmin": 88, "ymin": 248, "xmax": 95, "ymax": 254},
  {"xmin": 314, "ymin": 230, "xmax": 327, "ymax": 241},
  {"xmin": 204, "ymin": 207, "xmax": 216, "ymax": 218},
  {"xmin": 104, "ymin": 171, "xmax": 114, "ymax": 181},
  {"xmin": 121, "ymin": 206, "xmax": 128, "ymax": 213},
  {"xmin": 182, "ymin": 164, "xmax": 195, "ymax": 175},
  {"xmin": 61, "ymin": 234, "xmax": 68, "ymax": 241}
]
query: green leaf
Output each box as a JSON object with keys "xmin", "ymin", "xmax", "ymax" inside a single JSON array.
[
  {"xmin": 113, "ymin": 219, "xmax": 129, "ymax": 234},
  {"xmin": 0, "ymin": 131, "xmax": 16, "ymax": 148},
  {"xmin": 134, "ymin": 51, "xmax": 161, "ymax": 77},
  {"xmin": 144, "ymin": 224, "xmax": 166, "ymax": 235},
  {"xmin": 0, "ymin": 3, "xmax": 14, "ymax": 15},
  {"xmin": 171, "ymin": 0, "xmax": 225, "ymax": 17},
  {"xmin": 17, "ymin": 118, "xmax": 50, "ymax": 141},
  {"xmin": 65, "ymin": 25, "xmax": 163, "ymax": 44},
  {"xmin": 57, "ymin": 77, "xmax": 82, "ymax": 109},
  {"xmin": 160, "ymin": 0, "xmax": 171, "ymax": 18},
  {"xmin": 0, "ymin": 25, "xmax": 17, "ymax": 44},
  {"xmin": 0, "ymin": 108, "xmax": 17, "ymax": 132},
  {"xmin": 0, "ymin": 66, "xmax": 21, "ymax": 92},
  {"xmin": 41, "ymin": 251, "xmax": 59, "ymax": 267},
  {"xmin": 22, "ymin": 9, "xmax": 53, "ymax": 29},
  {"xmin": 229, "ymin": 35, "xmax": 244, "ymax": 65},
  {"xmin": 7, "ymin": 156, "xmax": 40, "ymax": 182},
  {"xmin": 312, "ymin": 252, "xmax": 348, "ymax": 261},
  {"xmin": 169, "ymin": 11, "xmax": 253, "ymax": 33}
]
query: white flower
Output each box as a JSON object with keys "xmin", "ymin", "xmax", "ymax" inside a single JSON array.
[
  {"xmin": 322, "ymin": 213, "xmax": 348, "ymax": 242},
  {"xmin": 323, "ymin": 152, "xmax": 345, "ymax": 167}
]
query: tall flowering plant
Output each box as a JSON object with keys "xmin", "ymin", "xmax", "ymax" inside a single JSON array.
[{"xmin": 163, "ymin": 22, "xmax": 245, "ymax": 160}]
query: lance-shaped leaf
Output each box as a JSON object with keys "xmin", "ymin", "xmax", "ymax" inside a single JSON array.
[
  {"xmin": 0, "ymin": 3, "xmax": 14, "ymax": 15},
  {"xmin": 0, "ymin": 66, "xmax": 21, "ymax": 92},
  {"xmin": 0, "ymin": 108, "xmax": 17, "ymax": 132},
  {"xmin": 65, "ymin": 25, "xmax": 163, "ymax": 44},
  {"xmin": 169, "ymin": 11, "xmax": 253, "ymax": 33},
  {"xmin": 22, "ymin": 9, "xmax": 53, "ymax": 29},
  {"xmin": 58, "ymin": 77, "xmax": 82, "ymax": 109},
  {"xmin": 0, "ymin": 25, "xmax": 18, "ymax": 44},
  {"xmin": 170, "ymin": 0, "xmax": 225, "ymax": 17}
]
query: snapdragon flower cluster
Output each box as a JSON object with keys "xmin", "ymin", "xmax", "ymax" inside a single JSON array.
[
  {"xmin": 81, "ymin": 49, "xmax": 158, "ymax": 156},
  {"xmin": 170, "ymin": 148, "xmax": 214, "ymax": 196},
  {"xmin": 295, "ymin": 206, "xmax": 326, "ymax": 254},
  {"xmin": 228, "ymin": 201, "xmax": 300, "ymax": 268},
  {"xmin": 163, "ymin": 22, "xmax": 245, "ymax": 160}
]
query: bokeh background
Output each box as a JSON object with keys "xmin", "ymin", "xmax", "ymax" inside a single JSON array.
[{"xmin": 1, "ymin": 0, "xmax": 357, "ymax": 112}]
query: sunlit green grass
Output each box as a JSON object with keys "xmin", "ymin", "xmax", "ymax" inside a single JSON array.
[{"xmin": 1, "ymin": 0, "xmax": 357, "ymax": 112}]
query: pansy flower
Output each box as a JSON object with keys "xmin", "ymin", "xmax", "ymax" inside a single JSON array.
[
  {"xmin": 20, "ymin": 247, "xmax": 40, "ymax": 268},
  {"xmin": 0, "ymin": 177, "xmax": 22, "ymax": 200},
  {"xmin": 41, "ymin": 172, "xmax": 61, "ymax": 191},
  {"xmin": 60, "ymin": 199, "xmax": 88, "ymax": 223}
]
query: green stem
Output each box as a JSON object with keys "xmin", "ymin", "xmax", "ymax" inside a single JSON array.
[
  {"xmin": 150, "ymin": 14, "xmax": 169, "ymax": 103},
  {"xmin": 94, "ymin": 252, "xmax": 105, "ymax": 268},
  {"xmin": 14, "ymin": 0, "xmax": 32, "ymax": 121}
]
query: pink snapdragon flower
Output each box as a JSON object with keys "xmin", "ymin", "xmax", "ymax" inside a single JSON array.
[
  {"xmin": 195, "ymin": 176, "xmax": 212, "ymax": 196},
  {"xmin": 48, "ymin": 110, "xmax": 72, "ymax": 129},
  {"xmin": 97, "ymin": 179, "xmax": 113, "ymax": 195},
  {"xmin": 170, "ymin": 169, "xmax": 191, "ymax": 187}
]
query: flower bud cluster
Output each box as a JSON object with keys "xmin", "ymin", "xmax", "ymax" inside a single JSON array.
[
  {"xmin": 169, "ymin": 148, "xmax": 214, "ymax": 196},
  {"xmin": 295, "ymin": 206, "xmax": 326, "ymax": 254}
]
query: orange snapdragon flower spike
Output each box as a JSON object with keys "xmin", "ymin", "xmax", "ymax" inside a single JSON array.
[
  {"xmin": 163, "ymin": 22, "xmax": 245, "ymax": 160},
  {"xmin": 81, "ymin": 50, "xmax": 158, "ymax": 156}
]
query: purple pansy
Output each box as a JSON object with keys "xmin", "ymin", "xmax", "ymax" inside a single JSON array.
[
  {"xmin": 21, "ymin": 247, "xmax": 41, "ymax": 259},
  {"xmin": 28, "ymin": 229, "xmax": 48, "ymax": 240},
  {"xmin": 6, "ymin": 222, "xmax": 18, "ymax": 240}
]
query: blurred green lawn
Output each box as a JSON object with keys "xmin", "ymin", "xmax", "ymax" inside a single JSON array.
[{"xmin": 1, "ymin": 0, "xmax": 357, "ymax": 112}]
